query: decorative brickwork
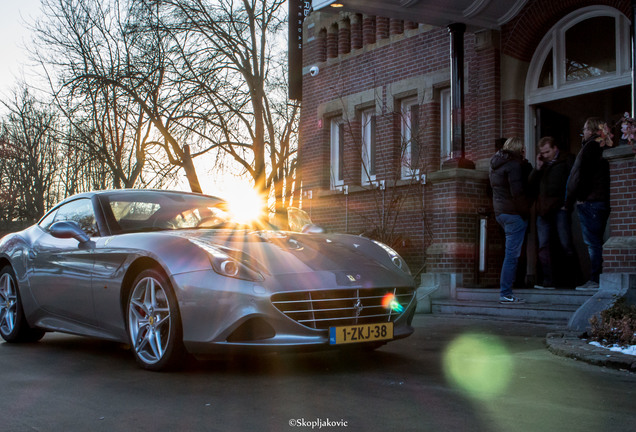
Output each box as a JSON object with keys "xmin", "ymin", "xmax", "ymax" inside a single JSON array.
[
  {"xmin": 362, "ymin": 15, "xmax": 376, "ymax": 45},
  {"xmin": 338, "ymin": 18, "xmax": 351, "ymax": 55},
  {"xmin": 351, "ymin": 14, "xmax": 362, "ymax": 50},
  {"xmin": 376, "ymin": 17, "xmax": 390, "ymax": 40}
]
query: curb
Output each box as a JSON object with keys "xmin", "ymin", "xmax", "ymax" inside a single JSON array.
[{"xmin": 546, "ymin": 331, "xmax": 636, "ymax": 371}]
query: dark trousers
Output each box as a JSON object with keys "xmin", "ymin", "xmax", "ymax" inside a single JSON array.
[
  {"xmin": 537, "ymin": 209, "xmax": 576, "ymax": 286},
  {"xmin": 576, "ymin": 201, "xmax": 610, "ymax": 283}
]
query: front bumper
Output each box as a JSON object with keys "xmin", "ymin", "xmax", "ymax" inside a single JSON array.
[{"xmin": 171, "ymin": 270, "xmax": 416, "ymax": 355}]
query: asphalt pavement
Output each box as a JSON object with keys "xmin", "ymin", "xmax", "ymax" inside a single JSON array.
[
  {"xmin": 1, "ymin": 313, "xmax": 635, "ymax": 432},
  {"xmin": 416, "ymin": 313, "xmax": 636, "ymax": 371}
]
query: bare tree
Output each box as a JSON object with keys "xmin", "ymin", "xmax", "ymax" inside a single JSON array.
[
  {"xmin": 0, "ymin": 87, "xmax": 61, "ymax": 221},
  {"xmin": 166, "ymin": 0, "xmax": 300, "ymax": 213},
  {"xmin": 32, "ymin": 0, "xmax": 204, "ymax": 192}
]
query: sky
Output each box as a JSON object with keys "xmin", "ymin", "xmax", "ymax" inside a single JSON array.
[
  {"xmin": 0, "ymin": 1, "xmax": 265, "ymax": 202},
  {"xmin": 0, "ymin": 0, "xmax": 43, "ymax": 97},
  {"xmin": 0, "ymin": 0, "xmax": 244, "ymax": 197}
]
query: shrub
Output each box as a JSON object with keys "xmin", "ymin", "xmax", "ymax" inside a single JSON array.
[{"xmin": 589, "ymin": 297, "xmax": 636, "ymax": 347}]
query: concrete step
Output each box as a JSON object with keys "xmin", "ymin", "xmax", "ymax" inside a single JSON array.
[
  {"xmin": 431, "ymin": 298, "xmax": 579, "ymax": 325},
  {"xmin": 454, "ymin": 287, "xmax": 592, "ymax": 306},
  {"xmin": 429, "ymin": 288, "xmax": 595, "ymax": 325}
]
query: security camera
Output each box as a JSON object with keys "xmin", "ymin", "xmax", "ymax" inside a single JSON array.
[{"xmin": 309, "ymin": 65, "xmax": 319, "ymax": 77}]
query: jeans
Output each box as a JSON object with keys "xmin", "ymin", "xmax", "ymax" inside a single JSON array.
[
  {"xmin": 537, "ymin": 209, "xmax": 575, "ymax": 286},
  {"xmin": 496, "ymin": 214, "xmax": 528, "ymax": 297},
  {"xmin": 577, "ymin": 201, "xmax": 609, "ymax": 283}
]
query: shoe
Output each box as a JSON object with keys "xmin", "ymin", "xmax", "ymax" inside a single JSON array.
[
  {"xmin": 533, "ymin": 284, "xmax": 556, "ymax": 290},
  {"xmin": 499, "ymin": 295, "xmax": 526, "ymax": 304},
  {"xmin": 576, "ymin": 280, "xmax": 599, "ymax": 291}
]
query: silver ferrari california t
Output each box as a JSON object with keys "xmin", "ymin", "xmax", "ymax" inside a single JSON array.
[{"xmin": 0, "ymin": 190, "xmax": 416, "ymax": 370}]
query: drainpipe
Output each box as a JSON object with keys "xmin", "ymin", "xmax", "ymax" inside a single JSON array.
[
  {"xmin": 443, "ymin": 23, "xmax": 475, "ymax": 170},
  {"xmin": 344, "ymin": 185, "xmax": 349, "ymax": 232},
  {"xmin": 632, "ymin": 0, "xmax": 636, "ymax": 117}
]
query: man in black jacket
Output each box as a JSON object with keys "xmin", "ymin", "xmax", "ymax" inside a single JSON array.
[
  {"xmin": 490, "ymin": 137, "xmax": 533, "ymax": 304},
  {"xmin": 529, "ymin": 136, "xmax": 576, "ymax": 289},
  {"xmin": 566, "ymin": 118, "xmax": 611, "ymax": 291}
]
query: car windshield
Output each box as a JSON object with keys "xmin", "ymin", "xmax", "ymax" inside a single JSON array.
[{"xmin": 101, "ymin": 191, "xmax": 249, "ymax": 234}]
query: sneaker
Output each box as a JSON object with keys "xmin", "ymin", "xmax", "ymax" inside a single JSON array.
[
  {"xmin": 533, "ymin": 284, "xmax": 556, "ymax": 290},
  {"xmin": 499, "ymin": 295, "xmax": 526, "ymax": 304},
  {"xmin": 576, "ymin": 280, "xmax": 599, "ymax": 291}
]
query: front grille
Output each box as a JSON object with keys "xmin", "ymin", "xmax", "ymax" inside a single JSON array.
[{"xmin": 271, "ymin": 287, "xmax": 415, "ymax": 330}]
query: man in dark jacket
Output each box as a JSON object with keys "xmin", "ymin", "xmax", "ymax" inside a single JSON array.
[
  {"xmin": 566, "ymin": 118, "xmax": 611, "ymax": 291},
  {"xmin": 529, "ymin": 136, "xmax": 576, "ymax": 289},
  {"xmin": 490, "ymin": 137, "xmax": 533, "ymax": 304}
]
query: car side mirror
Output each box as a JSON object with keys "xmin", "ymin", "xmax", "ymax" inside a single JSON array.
[
  {"xmin": 49, "ymin": 220, "xmax": 91, "ymax": 245},
  {"xmin": 301, "ymin": 223, "xmax": 324, "ymax": 234},
  {"xmin": 287, "ymin": 207, "xmax": 324, "ymax": 233}
]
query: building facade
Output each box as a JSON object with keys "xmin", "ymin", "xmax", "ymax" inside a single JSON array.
[{"xmin": 298, "ymin": 0, "xmax": 636, "ymax": 289}]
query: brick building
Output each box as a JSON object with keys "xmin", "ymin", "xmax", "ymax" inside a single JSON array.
[{"xmin": 297, "ymin": 0, "xmax": 636, "ymax": 291}]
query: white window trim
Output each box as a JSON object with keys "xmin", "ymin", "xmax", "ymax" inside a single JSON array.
[
  {"xmin": 525, "ymin": 6, "xmax": 631, "ymax": 163},
  {"xmin": 440, "ymin": 88, "xmax": 452, "ymax": 166},
  {"xmin": 330, "ymin": 117, "xmax": 344, "ymax": 189},
  {"xmin": 361, "ymin": 108, "xmax": 376, "ymax": 185},
  {"xmin": 400, "ymin": 97, "xmax": 420, "ymax": 179},
  {"xmin": 526, "ymin": 6, "xmax": 631, "ymax": 106}
]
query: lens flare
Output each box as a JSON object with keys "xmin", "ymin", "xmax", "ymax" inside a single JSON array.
[
  {"xmin": 382, "ymin": 293, "xmax": 404, "ymax": 313},
  {"xmin": 223, "ymin": 184, "xmax": 266, "ymax": 225},
  {"xmin": 443, "ymin": 333, "xmax": 513, "ymax": 400}
]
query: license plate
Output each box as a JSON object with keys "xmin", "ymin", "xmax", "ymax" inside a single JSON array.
[{"xmin": 329, "ymin": 322, "xmax": 393, "ymax": 345}]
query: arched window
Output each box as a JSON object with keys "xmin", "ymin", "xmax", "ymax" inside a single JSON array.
[{"xmin": 527, "ymin": 6, "xmax": 631, "ymax": 105}]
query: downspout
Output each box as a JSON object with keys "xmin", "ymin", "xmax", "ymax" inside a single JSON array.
[
  {"xmin": 632, "ymin": 0, "xmax": 636, "ymax": 117},
  {"xmin": 443, "ymin": 23, "xmax": 475, "ymax": 170}
]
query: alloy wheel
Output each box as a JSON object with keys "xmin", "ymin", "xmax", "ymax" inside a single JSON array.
[
  {"xmin": 0, "ymin": 273, "xmax": 17, "ymax": 337},
  {"xmin": 128, "ymin": 276, "xmax": 172, "ymax": 366}
]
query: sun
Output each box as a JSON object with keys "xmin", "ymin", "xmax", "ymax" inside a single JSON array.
[{"xmin": 217, "ymin": 179, "xmax": 266, "ymax": 225}]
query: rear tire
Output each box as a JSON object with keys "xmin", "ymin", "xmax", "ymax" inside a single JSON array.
[
  {"xmin": 0, "ymin": 266, "xmax": 45, "ymax": 343},
  {"xmin": 126, "ymin": 268, "xmax": 186, "ymax": 371}
]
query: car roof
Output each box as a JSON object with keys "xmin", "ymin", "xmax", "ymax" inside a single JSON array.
[{"xmin": 60, "ymin": 189, "xmax": 222, "ymax": 203}]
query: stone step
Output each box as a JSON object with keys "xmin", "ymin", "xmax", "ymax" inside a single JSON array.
[
  {"xmin": 454, "ymin": 287, "xmax": 593, "ymax": 306},
  {"xmin": 431, "ymin": 298, "xmax": 579, "ymax": 325}
]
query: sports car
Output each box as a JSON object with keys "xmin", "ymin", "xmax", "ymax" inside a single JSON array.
[{"xmin": 0, "ymin": 189, "xmax": 416, "ymax": 370}]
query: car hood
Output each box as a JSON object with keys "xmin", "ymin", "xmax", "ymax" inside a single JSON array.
[{"xmin": 171, "ymin": 229, "xmax": 413, "ymax": 288}]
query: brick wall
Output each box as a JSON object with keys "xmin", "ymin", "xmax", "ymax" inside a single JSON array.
[{"xmin": 605, "ymin": 147, "xmax": 636, "ymax": 272}]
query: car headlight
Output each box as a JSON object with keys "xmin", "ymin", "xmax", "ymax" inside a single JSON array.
[
  {"xmin": 189, "ymin": 239, "xmax": 264, "ymax": 281},
  {"xmin": 372, "ymin": 240, "xmax": 411, "ymax": 275}
]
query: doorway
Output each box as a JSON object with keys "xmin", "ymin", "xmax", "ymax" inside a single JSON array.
[
  {"xmin": 531, "ymin": 85, "xmax": 629, "ymax": 286},
  {"xmin": 534, "ymin": 86, "xmax": 630, "ymax": 155}
]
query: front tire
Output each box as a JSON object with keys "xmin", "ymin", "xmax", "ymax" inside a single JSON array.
[
  {"xmin": 127, "ymin": 268, "xmax": 186, "ymax": 371},
  {"xmin": 0, "ymin": 266, "xmax": 45, "ymax": 343}
]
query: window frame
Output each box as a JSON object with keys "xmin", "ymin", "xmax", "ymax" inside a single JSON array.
[
  {"xmin": 440, "ymin": 88, "xmax": 452, "ymax": 166},
  {"xmin": 527, "ymin": 6, "xmax": 631, "ymax": 106},
  {"xmin": 400, "ymin": 97, "xmax": 421, "ymax": 179},
  {"xmin": 330, "ymin": 116, "xmax": 345, "ymax": 189},
  {"xmin": 360, "ymin": 108, "xmax": 377, "ymax": 185}
]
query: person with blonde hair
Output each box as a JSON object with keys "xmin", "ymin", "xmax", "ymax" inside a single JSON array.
[
  {"xmin": 566, "ymin": 117, "xmax": 611, "ymax": 290},
  {"xmin": 489, "ymin": 137, "xmax": 533, "ymax": 304}
]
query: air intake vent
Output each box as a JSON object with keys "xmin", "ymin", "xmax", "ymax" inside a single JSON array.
[{"xmin": 271, "ymin": 287, "xmax": 414, "ymax": 330}]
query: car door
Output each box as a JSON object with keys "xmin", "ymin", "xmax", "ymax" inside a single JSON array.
[{"xmin": 28, "ymin": 198, "xmax": 97, "ymax": 325}]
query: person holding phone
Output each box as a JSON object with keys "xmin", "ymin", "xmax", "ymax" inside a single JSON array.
[{"xmin": 529, "ymin": 136, "xmax": 576, "ymax": 289}]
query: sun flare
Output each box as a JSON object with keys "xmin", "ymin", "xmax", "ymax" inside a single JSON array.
[{"xmin": 222, "ymin": 182, "xmax": 266, "ymax": 225}]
